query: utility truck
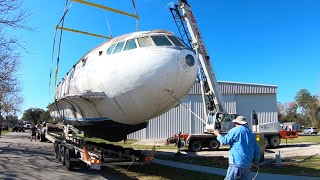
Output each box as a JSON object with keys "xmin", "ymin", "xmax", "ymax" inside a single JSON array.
[{"xmin": 167, "ymin": 0, "xmax": 298, "ymax": 152}]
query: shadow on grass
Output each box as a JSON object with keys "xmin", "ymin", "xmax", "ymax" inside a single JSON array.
[
  {"xmin": 155, "ymin": 152, "xmax": 320, "ymax": 177},
  {"xmin": 110, "ymin": 163, "xmax": 225, "ymax": 180}
]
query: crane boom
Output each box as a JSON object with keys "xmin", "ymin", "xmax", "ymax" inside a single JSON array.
[{"xmin": 178, "ymin": 1, "xmax": 225, "ymax": 114}]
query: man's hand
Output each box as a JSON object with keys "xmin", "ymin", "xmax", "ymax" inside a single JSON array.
[{"xmin": 213, "ymin": 129, "xmax": 220, "ymax": 136}]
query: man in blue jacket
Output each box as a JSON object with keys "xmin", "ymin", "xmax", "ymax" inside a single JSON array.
[{"xmin": 213, "ymin": 116, "xmax": 260, "ymax": 180}]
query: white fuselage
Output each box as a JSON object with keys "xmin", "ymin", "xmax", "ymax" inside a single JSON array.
[{"xmin": 50, "ymin": 30, "xmax": 198, "ymax": 126}]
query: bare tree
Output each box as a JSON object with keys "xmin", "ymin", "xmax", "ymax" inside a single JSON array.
[{"xmin": 0, "ymin": 0, "xmax": 30, "ymax": 121}]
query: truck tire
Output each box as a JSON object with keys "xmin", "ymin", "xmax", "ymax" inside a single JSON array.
[
  {"xmin": 269, "ymin": 135, "xmax": 280, "ymax": 148},
  {"xmin": 207, "ymin": 139, "xmax": 220, "ymax": 150},
  {"xmin": 264, "ymin": 137, "xmax": 269, "ymax": 148},
  {"xmin": 65, "ymin": 148, "xmax": 75, "ymax": 170},
  {"xmin": 189, "ymin": 140, "xmax": 202, "ymax": 152}
]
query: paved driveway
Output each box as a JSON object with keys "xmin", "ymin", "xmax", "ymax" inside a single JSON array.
[{"xmin": 0, "ymin": 131, "xmax": 127, "ymax": 180}]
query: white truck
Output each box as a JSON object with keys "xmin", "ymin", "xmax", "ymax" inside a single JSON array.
[{"xmin": 167, "ymin": 0, "xmax": 298, "ymax": 151}]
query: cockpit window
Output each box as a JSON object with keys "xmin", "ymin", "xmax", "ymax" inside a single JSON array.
[
  {"xmin": 167, "ymin": 36, "xmax": 185, "ymax": 47},
  {"xmin": 151, "ymin": 36, "xmax": 173, "ymax": 46},
  {"xmin": 138, "ymin": 36, "xmax": 154, "ymax": 47},
  {"xmin": 106, "ymin": 43, "xmax": 116, "ymax": 55},
  {"xmin": 112, "ymin": 41, "xmax": 125, "ymax": 54},
  {"xmin": 123, "ymin": 39, "xmax": 137, "ymax": 51}
]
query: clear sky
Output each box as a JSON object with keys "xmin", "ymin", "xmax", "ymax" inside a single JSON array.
[{"xmin": 17, "ymin": 0, "xmax": 320, "ymax": 117}]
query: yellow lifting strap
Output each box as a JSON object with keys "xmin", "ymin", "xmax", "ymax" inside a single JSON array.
[
  {"xmin": 56, "ymin": 26, "xmax": 111, "ymax": 39},
  {"xmin": 72, "ymin": 0, "xmax": 139, "ymax": 19}
]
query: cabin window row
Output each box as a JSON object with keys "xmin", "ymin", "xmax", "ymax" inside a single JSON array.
[{"xmin": 106, "ymin": 35, "xmax": 187, "ymax": 55}]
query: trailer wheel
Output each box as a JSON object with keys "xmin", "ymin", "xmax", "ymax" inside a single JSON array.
[
  {"xmin": 57, "ymin": 144, "xmax": 62, "ymax": 162},
  {"xmin": 189, "ymin": 140, "xmax": 202, "ymax": 152},
  {"xmin": 60, "ymin": 146, "xmax": 65, "ymax": 166},
  {"xmin": 269, "ymin": 136, "xmax": 280, "ymax": 148},
  {"xmin": 65, "ymin": 148, "xmax": 74, "ymax": 170},
  {"xmin": 54, "ymin": 142, "xmax": 59, "ymax": 159},
  {"xmin": 207, "ymin": 139, "xmax": 220, "ymax": 150}
]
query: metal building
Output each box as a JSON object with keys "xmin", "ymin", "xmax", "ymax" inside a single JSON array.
[{"xmin": 128, "ymin": 81, "xmax": 278, "ymax": 139}]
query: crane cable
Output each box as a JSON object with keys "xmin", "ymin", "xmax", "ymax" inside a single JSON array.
[
  {"xmin": 55, "ymin": 0, "xmax": 69, "ymax": 95},
  {"xmin": 49, "ymin": 0, "xmax": 72, "ymax": 97},
  {"xmin": 49, "ymin": 0, "xmax": 71, "ymax": 121},
  {"xmin": 131, "ymin": 0, "xmax": 139, "ymax": 31}
]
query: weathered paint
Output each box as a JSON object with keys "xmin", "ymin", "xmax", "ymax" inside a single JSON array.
[{"xmin": 50, "ymin": 30, "xmax": 198, "ymax": 126}]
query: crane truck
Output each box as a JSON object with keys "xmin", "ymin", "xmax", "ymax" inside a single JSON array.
[{"xmin": 167, "ymin": 0, "xmax": 298, "ymax": 152}]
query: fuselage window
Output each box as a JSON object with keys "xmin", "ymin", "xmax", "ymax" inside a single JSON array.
[
  {"xmin": 151, "ymin": 36, "xmax": 173, "ymax": 46},
  {"xmin": 69, "ymin": 68, "xmax": 75, "ymax": 80},
  {"xmin": 82, "ymin": 57, "xmax": 87, "ymax": 67},
  {"xmin": 167, "ymin": 36, "xmax": 185, "ymax": 47},
  {"xmin": 137, "ymin": 36, "xmax": 154, "ymax": 47},
  {"xmin": 123, "ymin": 39, "xmax": 137, "ymax": 51},
  {"xmin": 106, "ymin": 43, "xmax": 116, "ymax": 55},
  {"xmin": 112, "ymin": 41, "xmax": 125, "ymax": 54},
  {"xmin": 177, "ymin": 36, "xmax": 190, "ymax": 48}
]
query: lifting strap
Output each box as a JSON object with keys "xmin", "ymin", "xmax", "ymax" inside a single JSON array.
[
  {"xmin": 131, "ymin": 0, "xmax": 139, "ymax": 31},
  {"xmin": 56, "ymin": 26, "xmax": 111, "ymax": 39},
  {"xmin": 72, "ymin": 0, "xmax": 138, "ymax": 19}
]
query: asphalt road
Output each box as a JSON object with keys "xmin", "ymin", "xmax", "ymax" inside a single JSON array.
[{"xmin": 0, "ymin": 131, "xmax": 131, "ymax": 180}]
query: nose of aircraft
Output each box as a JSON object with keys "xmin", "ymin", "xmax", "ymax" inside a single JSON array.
[{"xmin": 179, "ymin": 49, "xmax": 198, "ymax": 71}]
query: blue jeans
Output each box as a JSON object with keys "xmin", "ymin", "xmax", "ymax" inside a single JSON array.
[{"xmin": 225, "ymin": 164, "xmax": 251, "ymax": 180}]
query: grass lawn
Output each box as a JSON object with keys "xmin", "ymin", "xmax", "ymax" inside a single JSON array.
[
  {"xmin": 1, "ymin": 127, "xmax": 12, "ymax": 135},
  {"xmin": 84, "ymin": 138, "xmax": 177, "ymax": 150},
  {"xmin": 290, "ymin": 136, "xmax": 320, "ymax": 144},
  {"xmin": 259, "ymin": 155, "xmax": 320, "ymax": 177},
  {"xmin": 155, "ymin": 155, "xmax": 320, "ymax": 177},
  {"xmin": 108, "ymin": 163, "xmax": 225, "ymax": 180}
]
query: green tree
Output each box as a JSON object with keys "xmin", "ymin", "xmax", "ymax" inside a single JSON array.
[
  {"xmin": 0, "ymin": 0, "xmax": 31, "ymax": 121},
  {"xmin": 295, "ymin": 89, "xmax": 320, "ymax": 127},
  {"xmin": 40, "ymin": 110, "xmax": 51, "ymax": 122},
  {"xmin": 22, "ymin": 108, "xmax": 45, "ymax": 125}
]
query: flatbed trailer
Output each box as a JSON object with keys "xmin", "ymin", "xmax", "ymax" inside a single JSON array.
[{"xmin": 45, "ymin": 123, "xmax": 153, "ymax": 170}]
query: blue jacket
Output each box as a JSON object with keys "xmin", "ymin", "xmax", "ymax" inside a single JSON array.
[{"xmin": 217, "ymin": 125, "xmax": 260, "ymax": 168}]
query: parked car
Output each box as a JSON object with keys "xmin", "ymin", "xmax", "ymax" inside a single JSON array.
[
  {"xmin": 12, "ymin": 126, "xmax": 25, "ymax": 132},
  {"xmin": 24, "ymin": 123, "xmax": 31, "ymax": 129},
  {"xmin": 303, "ymin": 127, "xmax": 318, "ymax": 134}
]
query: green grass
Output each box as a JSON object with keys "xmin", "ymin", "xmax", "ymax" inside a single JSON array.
[
  {"xmin": 1, "ymin": 127, "xmax": 12, "ymax": 135},
  {"xmin": 290, "ymin": 136, "xmax": 320, "ymax": 144},
  {"xmin": 259, "ymin": 155, "xmax": 320, "ymax": 177},
  {"xmin": 155, "ymin": 155, "xmax": 320, "ymax": 177},
  {"xmin": 108, "ymin": 163, "xmax": 224, "ymax": 180},
  {"xmin": 84, "ymin": 138, "xmax": 177, "ymax": 150}
]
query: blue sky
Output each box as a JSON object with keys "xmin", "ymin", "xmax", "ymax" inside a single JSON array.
[{"xmin": 16, "ymin": 0, "xmax": 320, "ymax": 116}]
